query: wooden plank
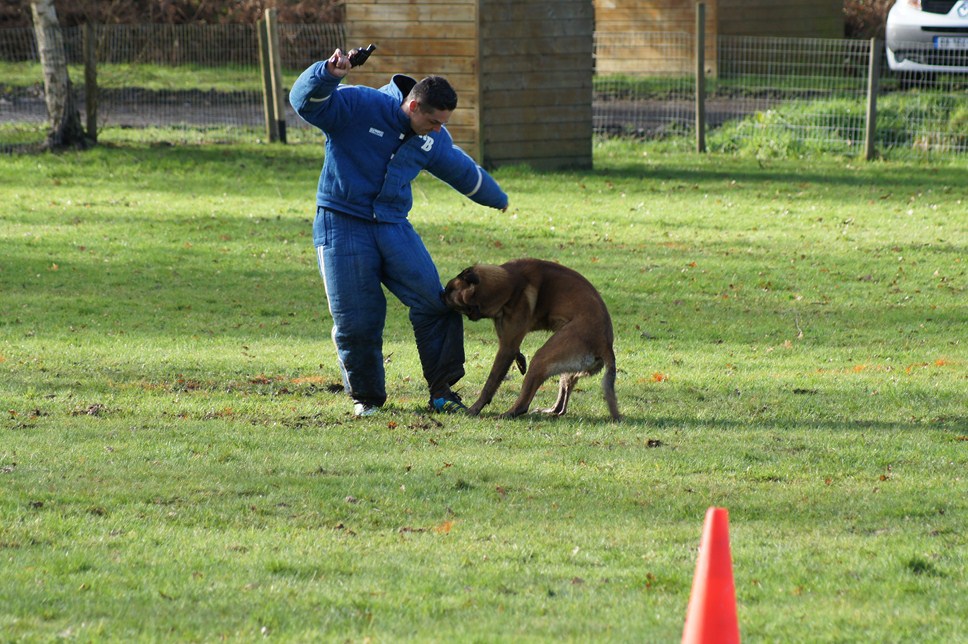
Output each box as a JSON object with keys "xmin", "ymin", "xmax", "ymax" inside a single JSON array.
[
  {"xmin": 484, "ymin": 95, "xmax": 592, "ymax": 112},
  {"xmin": 481, "ymin": 71, "xmax": 592, "ymax": 92},
  {"xmin": 719, "ymin": 19, "xmax": 842, "ymax": 38},
  {"xmin": 491, "ymin": 157, "xmax": 591, "ymax": 171},
  {"xmin": 481, "ymin": 87, "xmax": 591, "ymax": 109},
  {"xmin": 481, "ymin": 37, "xmax": 590, "ymax": 57},
  {"xmin": 345, "ymin": 23, "xmax": 478, "ymax": 40},
  {"xmin": 484, "ymin": 113, "xmax": 592, "ymax": 135},
  {"xmin": 257, "ymin": 19, "xmax": 277, "ymax": 141},
  {"xmin": 721, "ymin": 7, "xmax": 840, "ymax": 22},
  {"xmin": 479, "ymin": 54, "xmax": 590, "ymax": 75},
  {"xmin": 484, "ymin": 133, "xmax": 592, "ymax": 151},
  {"xmin": 717, "ymin": 0, "xmax": 842, "ymax": 36},
  {"xmin": 486, "ymin": 150, "xmax": 590, "ymax": 163},
  {"xmin": 485, "ymin": 151, "xmax": 591, "ymax": 166},
  {"xmin": 83, "ymin": 23, "xmax": 98, "ymax": 142},
  {"xmin": 351, "ymin": 5, "xmax": 476, "ymax": 22},
  {"xmin": 340, "ymin": 39, "xmax": 479, "ymax": 58},
  {"xmin": 513, "ymin": 100, "xmax": 591, "ymax": 115},
  {"xmin": 265, "ymin": 9, "xmax": 288, "ymax": 143},
  {"xmin": 482, "ymin": 21, "xmax": 592, "ymax": 40},
  {"xmin": 595, "ymin": 10, "xmax": 695, "ymax": 24},
  {"xmin": 346, "ymin": 56, "xmax": 477, "ymax": 77},
  {"xmin": 484, "ymin": 143, "xmax": 591, "ymax": 167},
  {"xmin": 592, "ymin": 0, "xmax": 720, "ymax": 39},
  {"xmin": 480, "ymin": 1, "xmax": 592, "ymax": 22},
  {"xmin": 442, "ymin": 124, "xmax": 477, "ymax": 140},
  {"xmin": 484, "ymin": 142, "xmax": 590, "ymax": 159}
]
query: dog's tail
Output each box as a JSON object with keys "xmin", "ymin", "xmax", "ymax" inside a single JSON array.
[{"xmin": 602, "ymin": 350, "xmax": 621, "ymax": 421}]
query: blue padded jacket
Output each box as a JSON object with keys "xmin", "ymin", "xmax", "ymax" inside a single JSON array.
[{"xmin": 289, "ymin": 63, "xmax": 509, "ymax": 223}]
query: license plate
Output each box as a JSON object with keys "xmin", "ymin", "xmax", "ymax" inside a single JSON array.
[{"xmin": 934, "ymin": 36, "xmax": 968, "ymax": 50}]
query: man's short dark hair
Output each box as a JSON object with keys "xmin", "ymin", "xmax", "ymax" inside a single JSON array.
[{"xmin": 408, "ymin": 75, "xmax": 458, "ymax": 112}]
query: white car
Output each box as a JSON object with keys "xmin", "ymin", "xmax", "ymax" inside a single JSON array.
[{"xmin": 885, "ymin": 0, "xmax": 968, "ymax": 72}]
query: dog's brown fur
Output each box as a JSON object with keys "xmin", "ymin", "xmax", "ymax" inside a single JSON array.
[{"xmin": 442, "ymin": 258, "xmax": 620, "ymax": 420}]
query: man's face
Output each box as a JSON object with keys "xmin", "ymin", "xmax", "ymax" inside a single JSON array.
[{"xmin": 407, "ymin": 100, "xmax": 452, "ymax": 136}]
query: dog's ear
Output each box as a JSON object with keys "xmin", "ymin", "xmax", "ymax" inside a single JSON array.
[{"xmin": 458, "ymin": 267, "xmax": 480, "ymax": 285}]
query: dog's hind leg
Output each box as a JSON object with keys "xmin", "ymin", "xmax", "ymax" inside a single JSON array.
[
  {"xmin": 502, "ymin": 328, "xmax": 599, "ymax": 418},
  {"xmin": 601, "ymin": 351, "xmax": 621, "ymax": 421},
  {"xmin": 538, "ymin": 373, "xmax": 579, "ymax": 416}
]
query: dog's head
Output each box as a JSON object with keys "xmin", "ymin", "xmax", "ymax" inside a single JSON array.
[
  {"xmin": 442, "ymin": 263, "xmax": 514, "ymax": 321},
  {"xmin": 442, "ymin": 266, "xmax": 484, "ymax": 320}
]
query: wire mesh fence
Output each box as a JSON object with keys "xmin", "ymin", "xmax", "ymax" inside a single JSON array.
[
  {"xmin": 1, "ymin": 23, "xmax": 966, "ymax": 157},
  {"xmin": 0, "ymin": 23, "xmax": 344, "ymax": 150},
  {"xmin": 709, "ymin": 36, "xmax": 873, "ymax": 155},
  {"xmin": 593, "ymin": 31, "xmax": 696, "ymax": 139}
]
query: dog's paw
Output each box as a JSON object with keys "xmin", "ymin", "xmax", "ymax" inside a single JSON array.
[{"xmin": 534, "ymin": 407, "xmax": 567, "ymax": 417}]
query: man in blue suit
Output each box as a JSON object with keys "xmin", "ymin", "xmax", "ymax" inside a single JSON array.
[{"xmin": 290, "ymin": 47, "xmax": 509, "ymax": 417}]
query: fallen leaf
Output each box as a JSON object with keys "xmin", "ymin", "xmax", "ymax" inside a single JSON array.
[
  {"xmin": 290, "ymin": 375, "xmax": 327, "ymax": 385},
  {"xmin": 434, "ymin": 520, "xmax": 454, "ymax": 534}
]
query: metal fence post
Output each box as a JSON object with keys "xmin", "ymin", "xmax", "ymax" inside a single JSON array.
[
  {"xmin": 695, "ymin": 2, "xmax": 706, "ymax": 153},
  {"xmin": 864, "ymin": 37, "xmax": 881, "ymax": 161},
  {"xmin": 265, "ymin": 8, "xmax": 287, "ymax": 144},
  {"xmin": 83, "ymin": 22, "xmax": 97, "ymax": 143}
]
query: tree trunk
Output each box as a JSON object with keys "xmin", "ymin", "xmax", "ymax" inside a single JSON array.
[{"xmin": 30, "ymin": 0, "xmax": 89, "ymax": 150}]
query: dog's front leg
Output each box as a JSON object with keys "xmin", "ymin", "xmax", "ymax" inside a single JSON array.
[{"xmin": 468, "ymin": 344, "xmax": 522, "ymax": 415}]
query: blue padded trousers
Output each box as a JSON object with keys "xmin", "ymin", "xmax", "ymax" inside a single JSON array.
[{"xmin": 314, "ymin": 207, "xmax": 465, "ymax": 406}]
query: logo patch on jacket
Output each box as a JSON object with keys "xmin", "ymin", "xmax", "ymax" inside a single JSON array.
[{"xmin": 369, "ymin": 128, "xmax": 384, "ymax": 137}]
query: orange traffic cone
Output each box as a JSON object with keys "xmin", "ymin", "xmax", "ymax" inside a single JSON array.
[{"xmin": 682, "ymin": 507, "xmax": 740, "ymax": 644}]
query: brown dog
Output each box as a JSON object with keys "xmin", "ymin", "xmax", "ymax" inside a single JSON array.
[{"xmin": 442, "ymin": 258, "xmax": 620, "ymax": 420}]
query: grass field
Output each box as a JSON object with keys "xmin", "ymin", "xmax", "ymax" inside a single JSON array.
[{"xmin": 1, "ymin": 140, "xmax": 966, "ymax": 641}]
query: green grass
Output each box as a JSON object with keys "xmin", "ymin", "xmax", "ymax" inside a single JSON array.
[
  {"xmin": 0, "ymin": 60, "xmax": 293, "ymax": 92},
  {"xmin": 1, "ymin": 141, "xmax": 966, "ymax": 641},
  {"xmin": 707, "ymin": 93, "xmax": 968, "ymax": 158}
]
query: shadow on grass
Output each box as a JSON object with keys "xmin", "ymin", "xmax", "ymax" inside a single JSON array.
[{"xmin": 34, "ymin": 144, "xmax": 968, "ymax": 203}]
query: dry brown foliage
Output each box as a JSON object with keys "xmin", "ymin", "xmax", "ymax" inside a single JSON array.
[
  {"xmin": 3, "ymin": 0, "xmax": 343, "ymax": 28},
  {"xmin": 843, "ymin": 0, "xmax": 894, "ymax": 39}
]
